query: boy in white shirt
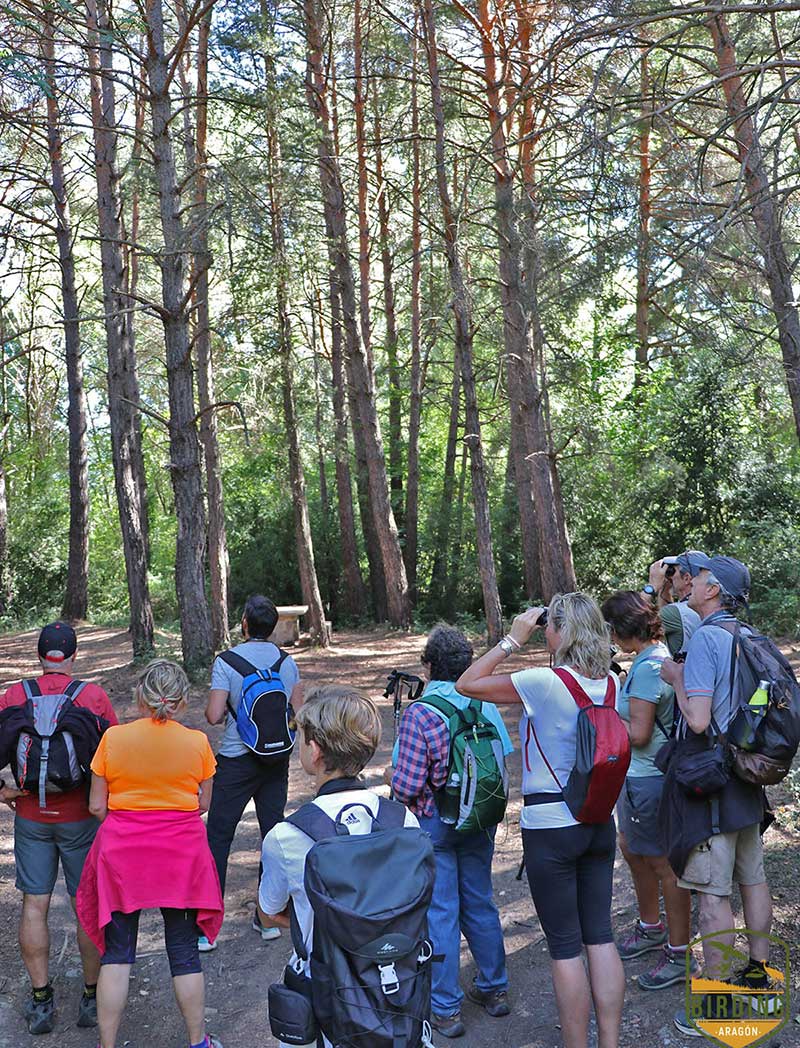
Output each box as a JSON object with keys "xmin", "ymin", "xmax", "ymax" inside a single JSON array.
[{"xmin": 258, "ymin": 685, "xmax": 419, "ymax": 1048}]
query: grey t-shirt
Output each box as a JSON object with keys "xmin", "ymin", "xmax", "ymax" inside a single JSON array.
[
  {"xmin": 683, "ymin": 611, "xmax": 748, "ymax": 733},
  {"xmin": 211, "ymin": 640, "xmax": 300, "ymax": 758}
]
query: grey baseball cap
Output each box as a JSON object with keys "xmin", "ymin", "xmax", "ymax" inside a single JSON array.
[
  {"xmin": 691, "ymin": 553, "xmax": 751, "ymax": 600},
  {"xmin": 663, "ymin": 550, "xmax": 708, "ymax": 577}
]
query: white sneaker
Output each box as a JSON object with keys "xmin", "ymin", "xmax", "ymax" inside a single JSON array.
[
  {"xmin": 198, "ymin": 935, "xmax": 217, "ymax": 952},
  {"xmin": 252, "ymin": 916, "xmax": 281, "ymax": 941}
]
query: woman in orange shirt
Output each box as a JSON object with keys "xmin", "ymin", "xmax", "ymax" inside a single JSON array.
[{"xmin": 77, "ymin": 659, "xmax": 224, "ymax": 1048}]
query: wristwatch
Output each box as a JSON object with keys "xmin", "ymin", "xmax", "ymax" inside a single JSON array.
[
  {"xmin": 497, "ymin": 638, "xmax": 515, "ymax": 657},
  {"xmin": 642, "ymin": 584, "xmax": 656, "ymax": 598}
]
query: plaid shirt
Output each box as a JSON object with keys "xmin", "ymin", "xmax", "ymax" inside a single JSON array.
[{"xmin": 391, "ymin": 702, "xmax": 449, "ymax": 818}]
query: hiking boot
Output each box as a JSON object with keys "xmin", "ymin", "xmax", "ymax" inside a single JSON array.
[
  {"xmin": 431, "ymin": 1011, "xmax": 466, "ymax": 1038},
  {"xmin": 617, "ymin": 919, "xmax": 667, "ymax": 960},
  {"xmin": 76, "ymin": 991, "xmax": 97, "ymax": 1027},
  {"xmin": 466, "ymin": 985, "xmax": 510, "ymax": 1017},
  {"xmin": 252, "ymin": 914, "xmax": 282, "ymax": 942},
  {"xmin": 204, "ymin": 1037, "xmax": 224, "ymax": 1048},
  {"xmin": 24, "ymin": 993, "xmax": 55, "ymax": 1035},
  {"xmin": 673, "ymin": 993, "xmax": 734, "ymax": 1037},
  {"xmin": 638, "ymin": 945, "xmax": 699, "ymax": 991},
  {"xmin": 727, "ymin": 960, "xmax": 781, "ymax": 1014},
  {"xmin": 197, "ymin": 935, "xmax": 217, "ymax": 953}
]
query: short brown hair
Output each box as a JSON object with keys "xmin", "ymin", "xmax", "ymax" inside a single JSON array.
[
  {"xmin": 601, "ymin": 590, "xmax": 664, "ymax": 643},
  {"xmin": 295, "ymin": 685, "xmax": 381, "ymax": 777}
]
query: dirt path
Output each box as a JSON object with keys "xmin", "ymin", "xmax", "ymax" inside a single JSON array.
[{"xmin": 0, "ymin": 627, "xmax": 798, "ymax": 1048}]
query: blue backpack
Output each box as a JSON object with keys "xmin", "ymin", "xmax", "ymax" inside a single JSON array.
[{"xmin": 219, "ymin": 650, "xmax": 295, "ymax": 759}]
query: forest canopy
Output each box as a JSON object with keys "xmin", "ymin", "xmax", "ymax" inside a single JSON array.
[{"xmin": 1, "ymin": 0, "xmax": 799, "ymax": 666}]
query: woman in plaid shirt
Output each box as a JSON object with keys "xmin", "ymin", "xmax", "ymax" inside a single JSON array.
[{"xmin": 391, "ymin": 626, "xmax": 514, "ymax": 1039}]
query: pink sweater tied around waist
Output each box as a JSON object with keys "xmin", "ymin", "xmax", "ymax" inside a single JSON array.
[{"xmin": 77, "ymin": 809, "xmax": 224, "ymax": 953}]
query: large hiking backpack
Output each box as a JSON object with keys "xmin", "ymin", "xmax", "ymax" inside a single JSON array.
[
  {"xmin": 703, "ymin": 619, "xmax": 800, "ymax": 785},
  {"xmin": 527, "ymin": 668, "xmax": 630, "ymax": 823},
  {"xmin": 287, "ymin": 796, "xmax": 435, "ymax": 1048},
  {"xmin": 219, "ymin": 649, "xmax": 295, "ymax": 759},
  {"xmin": 0, "ymin": 680, "xmax": 109, "ymax": 808},
  {"xmin": 417, "ymin": 691, "xmax": 508, "ymax": 833}
]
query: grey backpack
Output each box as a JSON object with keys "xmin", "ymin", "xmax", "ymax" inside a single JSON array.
[{"xmin": 287, "ymin": 796, "xmax": 436, "ymax": 1048}]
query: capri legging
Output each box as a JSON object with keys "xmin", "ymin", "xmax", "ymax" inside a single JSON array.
[
  {"xmin": 101, "ymin": 908, "xmax": 201, "ymax": 976},
  {"xmin": 522, "ymin": 820, "xmax": 616, "ymax": 960}
]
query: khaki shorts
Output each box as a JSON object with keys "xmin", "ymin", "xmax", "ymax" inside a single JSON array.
[{"xmin": 677, "ymin": 824, "xmax": 765, "ymax": 897}]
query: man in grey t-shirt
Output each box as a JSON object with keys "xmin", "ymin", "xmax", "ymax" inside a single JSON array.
[{"xmin": 203, "ymin": 595, "xmax": 302, "ymax": 950}]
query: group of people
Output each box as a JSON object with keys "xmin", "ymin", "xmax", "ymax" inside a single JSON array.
[{"xmin": 0, "ymin": 560, "xmax": 778, "ymax": 1048}]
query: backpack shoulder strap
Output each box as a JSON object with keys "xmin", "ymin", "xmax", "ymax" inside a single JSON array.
[
  {"xmin": 553, "ymin": 667, "xmax": 593, "ymax": 709},
  {"xmin": 64, "ymin": 680, "xmax": 88, "ymax": 702},
  {"xmin": 286, "ymin": 801, "xmax": 340, "ymax": 842},
  {"xmin": 21, "ymin": 680, "xmax": 41, "ymax": 700},
  {"xmin": 270, "ymin": 649, "xmax": 289, "ymax": 674},
  {"xmin": 218, "ymin": 650, "xmax": 258, "ymax": 678}
]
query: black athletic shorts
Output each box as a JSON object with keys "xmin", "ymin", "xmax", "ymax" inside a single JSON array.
[
  {"xmin": 101, "ymin": 908, "xmax": 201, "ymax": 976},
  {"xmin": 522, "ymin": 820, "xmax": 616, "ymax": 960}
]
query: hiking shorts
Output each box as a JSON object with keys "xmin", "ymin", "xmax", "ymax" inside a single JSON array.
[
  {"xmin": 677, "ymin": 823, "xmax": 765, "ymax": 897},
  {"xmin": 102, "ymin": 908, "xmax": 202, "ymax": 976},
  {"xmin": 616, "ymin": 775, "xmax": 665, "ymax": 856},
  {"xmin": 522, "ymin": 820, "xmax": 616, "ymax": 959},
  {"xmin": 14, "ymin": 816, "xmax": 98, "ymax": 896}
]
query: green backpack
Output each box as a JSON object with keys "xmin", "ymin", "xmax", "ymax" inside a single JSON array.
[{"xmin": 420, "ymin": 692, "xmax": 509, "ymax": 833}]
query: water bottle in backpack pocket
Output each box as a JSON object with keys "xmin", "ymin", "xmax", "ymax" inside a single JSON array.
[{"xmin": 219, "ymin": 650, "xmax": 295, "ymax": 759}]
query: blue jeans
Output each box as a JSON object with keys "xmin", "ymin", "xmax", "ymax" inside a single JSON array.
[{"xmin": 418, "ymin": 810, "xmax": 507, "ymax": 1016}]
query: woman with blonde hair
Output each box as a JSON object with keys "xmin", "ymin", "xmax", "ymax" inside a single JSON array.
[
  {"xmin": 457, "ymin": 593, "xmax": 625, "ymax": 1048},
  {"xmin": 76, "ymin": 659, "xmax": 223, "ymax": 1048}
]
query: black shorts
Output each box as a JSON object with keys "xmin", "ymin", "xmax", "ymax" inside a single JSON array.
[
  {"xmin": 102, "ymin": 908, "xmax": 201, "ymax": 976},
  {"xmin": 522, "ymin": 820, "xmax": 616, "ymax": 960}
]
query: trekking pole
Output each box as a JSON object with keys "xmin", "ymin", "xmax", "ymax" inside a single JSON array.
[{"xmin": 383, "ymin": 670, "xmax": 423, "ymax": 799}]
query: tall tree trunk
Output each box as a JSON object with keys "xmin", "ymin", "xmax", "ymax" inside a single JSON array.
[
  {"xmin": 42, "ymin": 11, "xmax": 89, "ymax": 622},
  {"xmin": 310, "ymin": 306, "xmax": 336, "ymax": 605},
  {"xmin": 264, "ymin": 1, "xmax": 328, "ymax": 646},
  {"xmin": 445, "ymin": 443, "xmax": 468, "ymax": 614},
  {"xmin": 421, "ymin": 0, "xmax": 502, "ymax": 642},
  {"xmin": 635, "ymin": 46, "xmax": 651, "ymax": 383},
  {"xmin": 191, "ymin": 3, "xmax": 230, "ymax": 649},
  {"xmin": 85, "ymin": 0, "xmax": 154, "ymax": 654},
  {"xmin": 0, "ymin": 311, "xmax": 9, "ymax": 615},
  {"xmin": 404, "ymin": 16, "xmax": 423, "ymax": 602},
  {"xmin": 373, "ymin": 89, "xmax": 404, "ymax": 528},
  {"xmin": 707, "ymin": 12, "xmax": 800, "ymax": 443},
  {"xmin": 143, "ymin": 0, "xmax": 212, "ymax": 670},
  {"xmin": 303, "ymin": 0, "xmax": 410, "ymax": 626},
  {"xmin": 324, "ymin": 283, "xmax": 368, "ymax": 618},
  {"xmin": 429, "ymin": 359, "xmax": 461, "ymax": 609}
]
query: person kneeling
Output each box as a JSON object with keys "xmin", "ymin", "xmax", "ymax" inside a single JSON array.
[{"xmin": 258, "ymin": 685, "xmax": 433, "ymax": 1048}]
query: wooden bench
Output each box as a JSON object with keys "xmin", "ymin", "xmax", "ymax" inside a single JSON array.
[{"xmin": 271, "ymin": 605, "xmax": 309, "ymax": 646}]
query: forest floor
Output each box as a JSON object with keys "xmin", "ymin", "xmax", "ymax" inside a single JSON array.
[{"xmin": 0, "ymin": 625, "xmax": 799, "ymax": 1048}]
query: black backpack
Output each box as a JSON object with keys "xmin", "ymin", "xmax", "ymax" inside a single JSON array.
[
  {"xmin": 282, "ymin": 796, "xmax": 435, "ymax": 1048},
  {"xmin": 703, "ymin": 620, "xmax": 800, "ymax": 785},
  {"xmin": 0, "ymin": 680, "xmax": 109, "ymax": 808}
]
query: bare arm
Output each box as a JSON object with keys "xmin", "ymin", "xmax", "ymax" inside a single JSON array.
[
  {"xmin": 257, "ymin": 901, "xmax": 290, "ymax": 929},
  {"xmin": 457, "ymin": 607, "xmax": 544, "ymax": 704},
  {"xmin": 661, "ymin": 659, "xmax": 711, "ymax": 734},
  {"xmin": 205, "ymin": 688, "xmax": 229, "ymax": 726},
  {"xmin": 88, "ymin": 774, "xmax": 109, "ymax": 821},
  {"xmin": 198, "ymin": 776, "xmax": 213, "ymax": 814},
  {"xmin": 628, "ymin": 698, "xmax": 658, "ymax": 748}
]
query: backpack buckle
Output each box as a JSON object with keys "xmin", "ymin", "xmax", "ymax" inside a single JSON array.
[{"xmin": 378, "ymin": 961, "xmax": 399, "ymax": 995}]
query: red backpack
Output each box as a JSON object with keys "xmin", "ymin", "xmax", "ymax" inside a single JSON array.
[{"xmin": 528, "ymin": 668, "xmax": 630, "ymax": 823}]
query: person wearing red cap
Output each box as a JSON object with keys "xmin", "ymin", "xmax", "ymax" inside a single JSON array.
[{"xmin": 0, "ymin": 621, "xmax": 117, "ymax": 1035}]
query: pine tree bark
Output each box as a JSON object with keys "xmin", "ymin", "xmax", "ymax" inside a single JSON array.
[
  {"xmin": 635, "ymin": 47, "xmax": 651, "ymax": 384},
  {"xmin": 264, "ymin": 2, "xmax": 328, "ymax": 646},
  {"xmin": 85, "ymin": 0, "xmax": 154, "ymax": 654},
  {"xmin": 422, "ymin": 0, "xmax": 502, "ymax": 642},
  {"xmin": 42, "ymin": 11, "xmax": 89, "ymax": 622},
  {"xmin": 707, "ymin": 11, "xmax": 800, "ymax": 444},
  {"xmin": 143, "ymin": 0, "xmax": 213, "ymax": 670},
  {"xmin": 303, "ymin": 0, "xmax": 410, "ymax": 626},
  {"xmin": 429, "ymin": 360, "xmax": 461, "ymax": 611},
  {"xmin": 404, "ymin": 17, "xmax": 423, "ymax": 602},
  {"xmin": 325, "ymin": 282, "xmax": 368, "ymax": 618},
  {"xmin": 192, "ymin": 4, "xmax": 230, "ymax": 649}
]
